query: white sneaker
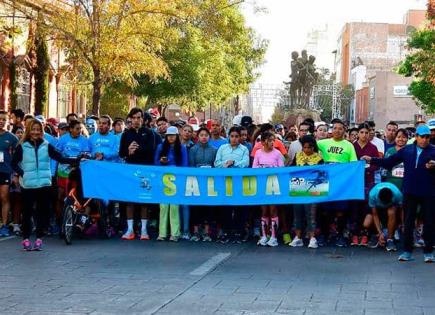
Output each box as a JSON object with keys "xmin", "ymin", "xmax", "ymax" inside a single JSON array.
[
  {"xmin": 267, "ymin": 237, "xmax": 278, "ymax": 247},
  {"xmin": 257, "ymin": 236, "xmax": 268, "ymax": 246},
  {"xmin": 308, "ymin": 237, "xmax": 318, "ymax": 249},
  {"xmin": 13, "ymin": 224, "xmax": 21, "ymax": 235},
  {"xmin": 289, "ymin": 236, "xmax": 304, "ymax": 247}
]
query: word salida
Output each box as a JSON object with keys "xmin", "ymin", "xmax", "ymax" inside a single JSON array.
[{"xmin": 162, "ymin": 174, "xmax": 281, "ymax": 197}]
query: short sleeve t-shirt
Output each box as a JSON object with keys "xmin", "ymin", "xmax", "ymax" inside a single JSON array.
[
  {"xmin": 368, "ymin": 182, "xmax": 403, "ymax": 209},
  {"xmin": 0, "ymin": 131, "xmax": 19, "ymax": 174},
  {"xmin": 317, "ymin": 138, "xmax": 357, "ymax": 163}
]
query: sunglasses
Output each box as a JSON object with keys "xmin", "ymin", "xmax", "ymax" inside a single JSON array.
[{"xmin": 418, "ymin": 135, "xmax": 430, "ymax": 139}]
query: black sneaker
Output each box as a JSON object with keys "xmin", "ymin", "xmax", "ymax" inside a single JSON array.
[
  {"xmin": 368, "ymin": 235, "xmax": 379, "ymax": 249},
  {"xmin": 336, "ymin": 236, "xmax": 348, "ymax": 247}
]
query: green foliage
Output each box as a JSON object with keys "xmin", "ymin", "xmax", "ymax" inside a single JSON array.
[
  {"xmin": 398, "ymin": 3, "xmax": 435, "ymax": 112},
  {"xmin": 34, "ymin": 29, "xmax": 50, "ymax": 115},
  {"xmin": 100, "ymin": 81, "xmax": 131, "ymax": 118},
  {"xmin": 409, "ymin": 80, "xmax": 435, "ymax": 114},
  {"xmin": 135, "ymin": 2, "xmax": 267, "ymax": 112}
]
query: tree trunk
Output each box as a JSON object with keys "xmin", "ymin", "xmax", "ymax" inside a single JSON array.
[{"xmin": 92, "ymin": 69, "xmax": 102, "ymax": 116}]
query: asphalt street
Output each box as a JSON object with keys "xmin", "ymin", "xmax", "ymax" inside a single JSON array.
[{"xmin": 1, "ymin": 236, "xmax": 435, "ymax": 315}]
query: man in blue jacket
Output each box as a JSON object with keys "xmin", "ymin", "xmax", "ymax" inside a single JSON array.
[{"xmin": 362, "ymin": 125, "xmax": 435, "ymax": 263}]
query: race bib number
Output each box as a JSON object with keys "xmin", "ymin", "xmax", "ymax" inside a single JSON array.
[
  {"xmin": 0, "ymin": 151, "xmax": 4, "ymax": 163},
  {"xmin": 392, "ymin": 167, "xmax": 404, "ymax": 178}
]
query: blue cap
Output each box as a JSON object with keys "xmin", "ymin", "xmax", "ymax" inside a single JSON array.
[
  {"xmin": 416, "ymin": 124, "xmax": 431, "ymax": 136},
  {"xmin": 428, "ymin": 118, "xmax": 435, "ymax": 130}
]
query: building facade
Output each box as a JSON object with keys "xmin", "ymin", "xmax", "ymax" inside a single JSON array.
[
  {"xmin": 334, "ymin": 9, "xmax": 427, "ymax": 125},
  {"xmin": 0, "ymin": 3, "xmax": 87, "ymax": 118}
]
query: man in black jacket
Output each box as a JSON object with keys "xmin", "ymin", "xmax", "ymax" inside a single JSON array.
[{"xmin": 119, "ymin": 107, "xmax": 161, "ymax": 240}]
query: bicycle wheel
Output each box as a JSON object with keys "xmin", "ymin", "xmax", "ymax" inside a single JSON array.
[{"xmin": 63, "ymin": 205, "xmax": 74, "ymax": 245}]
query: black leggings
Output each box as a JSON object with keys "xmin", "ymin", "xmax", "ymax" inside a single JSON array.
[{"xmin": 21, "ymin": 187, "xmax": 51, "ymax": 239}]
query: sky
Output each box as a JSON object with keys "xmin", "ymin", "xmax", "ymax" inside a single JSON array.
[{"xmin": 241, "ymin": 0, "xmax": 427, "ymax": 86}]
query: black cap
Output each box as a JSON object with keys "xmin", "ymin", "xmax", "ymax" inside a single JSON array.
[{"xmin": 241, "ymin": 116, "xmax": 253, "ymax": 127}]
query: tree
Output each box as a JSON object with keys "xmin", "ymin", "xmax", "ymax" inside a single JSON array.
[
  {"xmin": 398, "ymin": 0, "xmax": 435, "ymax": 113},
  {"xmin": 33, "ymin": 24, "xmax": 50, "ymax": 115},
  {"xmin": 134, "ymin": 1, "xmax": 267, "ymax": 113},
  {"xmin": 4, "ymin": 0, "xmax": 196, "ymax": 115}
]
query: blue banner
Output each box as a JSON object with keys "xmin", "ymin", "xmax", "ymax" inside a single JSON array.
[{"xmin": 81, "ymin": 160, "xmax": 365, "ymax": 205}]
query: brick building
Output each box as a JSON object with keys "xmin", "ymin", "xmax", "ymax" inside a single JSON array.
[{"xmin": 334, "ymin": 9, "xmax": 427, "ymax": 125}]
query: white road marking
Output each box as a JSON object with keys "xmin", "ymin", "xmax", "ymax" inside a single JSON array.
[
  {"xmin": 0, "ymin": 235, "xmax": 16, "ymax": 242},
  {"xmin": 189, "ymin": 252, "xmax": 231, "ymax": 276}
]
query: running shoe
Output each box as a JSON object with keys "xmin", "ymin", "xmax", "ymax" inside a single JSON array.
[
  {"xmin": 267, "ymin": 237, "xmax": 278, "ymax": 247},
  {"xmin": 308, "ymin": 237, "xmax": 318, "ymax": 249},
  {"xmin": 33, "ymin": 239, "xmax": 43, "ymax": 251},
  {"xmin": 202, "ymin": 235, "xmax": 212, "ymax": 242},
  {"xmin": 257, "ymin": 236, "xmax": 268, "ymax": 246},
  {"xmin": 140, "ymin": 234, "xmax": 150, "ymax": 240},
  {"xmin": 398, "ymin": 252, "xmax": 414, "ymax": 262},
  {"xmin": 121, "ymin": 231, "xmax": 135, "ymax": 240},
  {"xmin": 22, "ymin": 239, "xmax": 32, "ymax": 251},
  {"xmin": 282, "ymin": 233, "xmax": 292, "ymax": 245},
  {"xmin": 317, "ymin": 234, "xmax": 326, "ymax": 247},
  {"xmin": 424, "ymin": 253, "xmax": 434, "ymax": 263},
  {"xmin": 289, "ymin": 236, "xmax": 304, "ymax": 247},
  {"xmin": 386, "ymin": 239, "xmax": 397, "ymax": 252},
  {"xmin": 351, "ymin": 235, "xmax": 359, "ymax": 246},
  {"xmin": 218, "ymin": 234, "xmax": 229, "ymax": 244},
  {"xmin": 169, "ymin": 236, "xmax": 179, "ymax": 242},
  {"xmin": 359, "ymin": 235, "xmax": 368, "ymax": 247},
  {"xmin": 336, "ymin": 236, "xmax": 348, "ymax": 247},
  {"xmin": 368, "ymin": 235, "xmax": 379, "ymax": 249},
  {"xmin": 190, "ymin": 233, "xmax": 201, "ymax": 242},
  {"xmin": 0, "ymin": 224, "xmax": 10, "ymax": 237},
  {"xmin": 232, "ymin": 234, "xmax": 242, "ymax": 244},
  {"xmin": 181, "ymin": 232, "xmax": 190, "ymax": 240},
  {"xmin": 12, "ymin": 224, "xmax": 21, "ymax": 236},
  {"xmin": 156, "ymin": 236, "xmax": 166, "ymax": 241}
]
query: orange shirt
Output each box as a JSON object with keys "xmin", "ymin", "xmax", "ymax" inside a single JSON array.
[{"xmin": 251, "ymin": 139, "xmax": 288, "ymax": 157}]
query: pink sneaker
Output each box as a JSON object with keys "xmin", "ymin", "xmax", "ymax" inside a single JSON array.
[
  {"xmin": 33, "ymin": 239, "xmax": 43, "ymax": 251},
  {"xmin": 22, "ymin": 239, "xmax": 32, "ymax": 251}
]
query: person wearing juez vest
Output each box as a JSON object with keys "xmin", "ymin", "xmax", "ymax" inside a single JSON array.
[
  {"xmin": 12, "ymin": 119, "xmax": 79, "ymax": 251},
  {"xmin": 362, "ymin": 125, "xmax": 435, "ymax": 263}
]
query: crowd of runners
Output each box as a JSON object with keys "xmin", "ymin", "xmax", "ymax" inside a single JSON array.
[{"xmin": 0, "ymin": 107, "xmax": 434, "ymax": 262}]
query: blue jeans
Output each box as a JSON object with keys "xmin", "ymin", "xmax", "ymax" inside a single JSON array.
[{"xmin": 180, "ymin": 205, "xmax": 190, "ymax": 234}]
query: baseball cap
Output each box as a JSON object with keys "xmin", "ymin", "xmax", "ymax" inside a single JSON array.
[
  {"xmin": 35, "ymin": 115, "xmax": 46, "ymax": 124},
  {"xmin": 428, "ymin": 118, "xmax": 435, "ymax": 130},
  {"xmin": 166, "ymin": 126, "xmax": 179, "ymax": 135},
  {"xmin": 240, "ymin": 116, "xmax": 253, "ymax": 127},
  {"xmin": 58, "ymin": 122, "xmax": 68, "ymax": 130},
  {"xmin": 275, "ymin": 124, "xmax": 284, "ymax": 130},
  {"xmin": 416, "ymin": 125, "xmax": 431, "ymax": 136}
]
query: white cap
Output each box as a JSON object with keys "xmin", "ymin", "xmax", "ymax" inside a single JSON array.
[{"xmin": 166, "ymin": 126, "xmax": 179, "ymax": 135}]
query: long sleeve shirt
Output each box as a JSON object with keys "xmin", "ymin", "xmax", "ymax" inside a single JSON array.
[
  {"xmin": 189, "ymin": 143, "xmax": 217, "ymax": 167},
  {"xmin": 154, "ymin": 143, "xmax": 188, "ymax": 167},
  {"xmin": 214, "ymin": 144, "xmax": 249, "ymax": 168}
]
